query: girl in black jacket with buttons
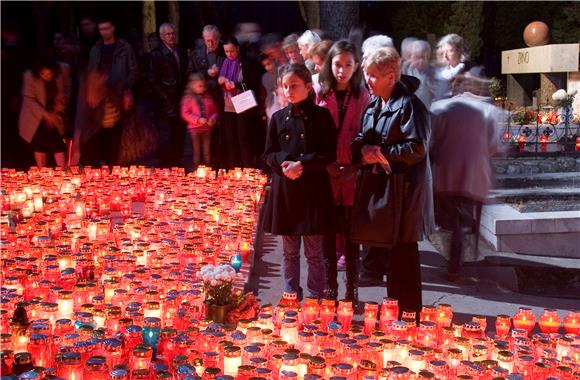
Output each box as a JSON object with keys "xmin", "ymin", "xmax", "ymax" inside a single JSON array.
[{"xmin": 262, "ymin": 64, "xmax": 337, "ymax": 300}]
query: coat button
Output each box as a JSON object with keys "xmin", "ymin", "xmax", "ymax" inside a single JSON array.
[
  {"xmin": 300, "ymin": 133, "xmax": 305, "ymax": 139},
  {"xmin": 299, "ymin": 153, "xmax": 304, "ymax": 157},
  {"xmin": 304, "ymin": 116, "xmax": 308, "ymax": 120},
  {"xmin": 285, "ymin": 116, "xmax": 290, "ymax": 121},
  {"xmin": 285, "ymin": 134, "xmax": 290, "ymax": 141}
]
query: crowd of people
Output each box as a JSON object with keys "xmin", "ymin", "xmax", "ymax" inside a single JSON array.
[{"xmin": 15, "ymin": 16, "xmax": 500, "ymax": 315}]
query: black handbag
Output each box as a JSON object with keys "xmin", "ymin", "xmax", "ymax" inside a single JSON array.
[{"xmin": 350, "ymin": 168, "xmax": 403, "ymax": 248}]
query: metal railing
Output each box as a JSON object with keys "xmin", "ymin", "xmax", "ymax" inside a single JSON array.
[{"xmin": 497, "ymin": 107, "xmax": 579, "ymax": 156}]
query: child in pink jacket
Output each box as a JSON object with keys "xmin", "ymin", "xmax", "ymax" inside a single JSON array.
[{"xmin": 181, "ymin": 73, "xmax": 219, "ymax": 167}]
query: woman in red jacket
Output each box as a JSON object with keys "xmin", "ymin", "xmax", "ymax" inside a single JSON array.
[{"xmin": 314, "ymin": 40, "xmax": 370, "ymax": 304}]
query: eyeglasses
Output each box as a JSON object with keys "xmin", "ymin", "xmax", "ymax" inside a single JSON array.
[{"xmin": 162, "ymin": 32, "xmax": 176, "ymax": 36}]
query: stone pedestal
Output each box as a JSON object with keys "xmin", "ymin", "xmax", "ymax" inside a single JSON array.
[
  {"xmin": 502, "ymin": 44, "xmax": 579, "ymax": 107},
  {"xmin": 507, "ymin": 74, "xmax": 536, "ymax": 106},
  {"xmin": 539, "ymin": 73, "xmax": 566, "ymax": 105}
]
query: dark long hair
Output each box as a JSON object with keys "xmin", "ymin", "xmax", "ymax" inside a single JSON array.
[
  {"xmin": 31, "ymin": 54, "xmax": 61, "ymax": 78},
  {"xmin": 318, "ymin": 40, "xmax": 362, "ymax": 99}
]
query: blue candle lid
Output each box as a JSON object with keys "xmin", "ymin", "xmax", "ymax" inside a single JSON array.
[{"xmin": 18, "ymin": 372, "xmax": 39, "ymax": 380}]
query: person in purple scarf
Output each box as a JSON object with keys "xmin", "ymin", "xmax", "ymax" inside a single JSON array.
[{"xmin": 218, "ymin": 36, "xmax": 262, "ymax": 168}]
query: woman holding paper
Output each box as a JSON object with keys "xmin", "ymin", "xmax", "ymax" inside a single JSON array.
[
  {"xmin": 218, "ymin": 36, "xmax": 262, "ymax": 169},
  {"xmin": 351, "ymin": 47, "xmax": 430, "ymax": 317}
]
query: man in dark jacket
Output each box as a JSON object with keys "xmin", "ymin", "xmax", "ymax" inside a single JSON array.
[
  {"xmin": 82, "ymin": 16, "xmax": 138, "ymax": 166},
  {"xmin": 149, "ymin": 22, "xmax": 189, "ymax": 167},
  {"xmin": 351, "ymin": 47, "xmax": 430, "ymax": 316},
  {"xmin": 188, "ymin": 25, "xmax": 226, "ymax": 167}
]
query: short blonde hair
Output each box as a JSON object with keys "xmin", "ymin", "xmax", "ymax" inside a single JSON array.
[{"xmin": 363, "ymin": 47, "xmax": 401, "ymax": 80}]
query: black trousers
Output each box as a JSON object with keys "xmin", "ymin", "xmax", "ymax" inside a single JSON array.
[
  {"xmin": 323, "ymin": 205, "xmax": 359, "ymax": 291},
  {"xmin": 435, "ymin": 194, "xmax": 482, "ymax": 274},
  {"xmin": 159, "ymin": 115, "xmax": 186, "ymax": 167},
  {"xmin": 368, "ymin": 242, "xmax": 423, "ymax": 316},
  {"xmin": 360, "ymin": 245, "xmax": 387, "ymax": 280},
  {"xmin": 81, "ymin": 122, "xmax": 123, "ymax": 167},
  {"xmin": 222, "ymin": 111, "xmax": 256, "ymax": 169}
]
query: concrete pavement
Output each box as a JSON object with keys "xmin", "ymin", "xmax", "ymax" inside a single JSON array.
[{"xmin": 247, "ymin": 233, "xmax": 580, "ymax": 327}]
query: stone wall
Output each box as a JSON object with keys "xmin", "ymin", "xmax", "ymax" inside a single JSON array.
[{"xmin": 492, "ymin": 157, "xmax": 580, "ymax": 175}]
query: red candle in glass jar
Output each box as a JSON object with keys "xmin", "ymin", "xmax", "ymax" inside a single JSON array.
[
  {"xmin": 379, "ymin": 298, "xmax": 399, "ymax": 333},
  {"xmin": 336, "ymin": 301, "xmax": 353, "ymax": 333},
  {"xmin": 538, "ymin": 309, "xmax": 561, "ymax": 334},
  {"xmin": 495, "ymin": 314, "xmax": 511, "ymax": 338},
  {"xmin": 435, "ymin": 304, "xmax": 453, "ymax": 329},
  {"xmin": 563, "ymin": 311, "xmax": 580, "ymax": 335},
  {"xmin": 512, "ymin": 307, "xmax": 535, "ymax": 335},
  {"xmin": 363, "ymin": 302, "xmax": 379, "ymax": 335}
]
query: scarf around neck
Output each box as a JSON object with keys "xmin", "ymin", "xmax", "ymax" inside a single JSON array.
[{"xmin": 219, "ymin": 58, "xmax": 241, "ymax": 84}]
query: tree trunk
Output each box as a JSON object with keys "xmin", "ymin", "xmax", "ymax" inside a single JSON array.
[
  {"xmin": 319, "ymin": 1, "xmax": 359, "ymax": 40},
  {"xmin": 142, "ymin": 0, "xmax": 156, "ymax": 53},
  {"xmin": 298, "ymin": 1, "xmax": 320, "ymax": 30},
  {"xmin": 168, "ymin": 1, "xmax": 180, "ymax": 44}
]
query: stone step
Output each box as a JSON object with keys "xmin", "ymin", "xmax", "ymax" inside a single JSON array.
[
  {"xmin": 488, "ymin": 187, "xmax": 580, "ymax": 199},
  {"xmin": 492, "ymin": 156, "xmax": 580, "ymax": 175}
]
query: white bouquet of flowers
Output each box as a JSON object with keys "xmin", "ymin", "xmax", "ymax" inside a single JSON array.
[
  {"xmin": 198, "ymin": 264, "xmax": 239, "ymax": 306},
  {"xmin": 552, "ymin": 89, "xmax": 576, "ymax": 108}
]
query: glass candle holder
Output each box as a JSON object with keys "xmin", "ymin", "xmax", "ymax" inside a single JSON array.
[
  {"xmin": 363, "ymin": 303, "xmax": 379, "ymax": 336},
  {"xmin": 563, "ymin": 311, "xmax": 579, "ymax": 335},
  {"xmin": 512, "ymin": 307, "xmax": 535, "ymax": 335},
  {"xmin": 336, "ymin": 301, "xmax": 354, "ymax": 333},
  {"xmin": 56, "ymin": 352, "xmax": 83, "ymax": 380},
  {"xmin": 27, "ymin": 334, "xmax": 50, "ymax": 368},
  {"xmin": 142, "ymin": 317, "xmax": 161, "ymax": 352},
  {"xmin": 415, "ymin": 322, "xmax": 436, "ymax": 349},
  {"xmin": 495, "ymin": 315, "xmax": 511, "ymax": 338},
  {"xmin": 83, "ymin": 355, "xmax": 109, "ymax": 380},
  {"xmin": 538, "ymin": 309, "xmax": 561, "ymax": 334},
  {"xmin": 223, "ymin": 346, "xmax": 242, "ymax": 377},
  {"xmin": 56, "ymin": 291, "xmax": 73, "ymax": 321},
  {"xmin": 132, "ymin": 344, "xmax": 153, "ymax": 370}
]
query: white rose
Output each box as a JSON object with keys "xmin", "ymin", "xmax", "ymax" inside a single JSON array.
[{"xmin": 552, "ymin": 89, "xmax": 567, "ymax": 101}]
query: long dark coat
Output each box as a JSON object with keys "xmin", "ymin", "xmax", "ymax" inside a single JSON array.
[
  {"xmin": 351, "ymin": 82, "xmax": 430, "ymax": 247},
  {"xmin": 262, "ymin": 98, "xmax": 337, "ymax": 236},
  {"xmin": 148, "ymin": 43, "xmax": 189, "ymax": 118}
]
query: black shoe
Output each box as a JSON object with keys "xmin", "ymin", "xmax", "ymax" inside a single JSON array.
[{"xmin": 358, "ymin": 275, "xmax": 385, "ymax": 287}]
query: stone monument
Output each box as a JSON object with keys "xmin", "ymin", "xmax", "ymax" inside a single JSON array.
[{"xmin": 501, "ymin": 22, "xmax": 579, "ymax": 108}]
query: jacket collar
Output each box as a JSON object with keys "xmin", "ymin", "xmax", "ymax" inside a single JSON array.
[
  {"xmin": 369, "ymin": 82, "xmax": 408, "ymax": 115},
  {"xmin": 288, "ymin": 97, "xmax": 316, "ymax": 117},
  {"xmin": 95, "ymin": 38, "xmax": 127, "ymax": 56},
  {"xmin": 161, "ymin": 42, "xmax": 179, "ymax": 55}
]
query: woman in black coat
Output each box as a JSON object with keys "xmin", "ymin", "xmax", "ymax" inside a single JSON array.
[
  {"xmin": 351, "ymin": 47, "xmax": 430, "ymax": 316},
  {"xmin": 262, "ymin": 64, "xmax": 337, "ymax": 300}
]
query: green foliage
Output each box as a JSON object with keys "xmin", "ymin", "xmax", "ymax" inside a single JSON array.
[
  {"xmin": 390, "ymin": 2, "xmax": 452, "ymax": 42},
  {"xmin": 552, "ymin": 2, "xmax": 580, "ymax": 43},
  {"xmin": 489, "ymin": 77, "xmax": 505, "ymax": 99},
  {"xmin": 444, "ymin": 2, "xmax": 484, "ymax": 61}
]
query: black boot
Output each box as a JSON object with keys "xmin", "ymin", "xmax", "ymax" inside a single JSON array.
[{"xmin": 345, "ymin": 282, "xmax": 359, "ymax": 313}]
